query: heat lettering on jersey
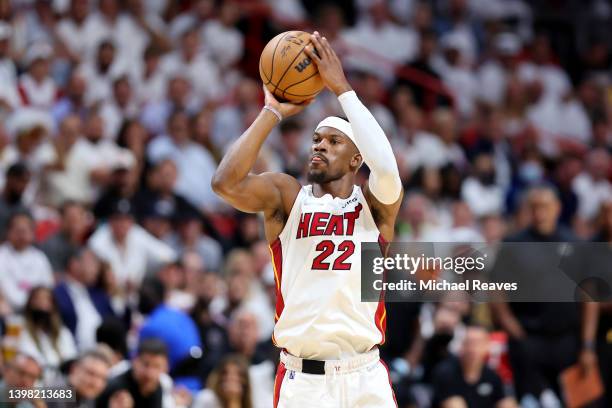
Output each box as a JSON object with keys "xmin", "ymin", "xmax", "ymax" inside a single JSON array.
[{"xmin": 296, "ymin": 204, "xmax": 363, "ymax": 239}]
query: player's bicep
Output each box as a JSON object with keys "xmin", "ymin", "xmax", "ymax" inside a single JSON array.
[{"xmin": 214, "ymin": 172, "xmax": 298, "ymax": 214}]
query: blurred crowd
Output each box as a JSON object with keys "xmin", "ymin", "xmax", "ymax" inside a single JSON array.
[{"xmin": 0, "ymin": 0, "xmax": 611, "ymax": 407}]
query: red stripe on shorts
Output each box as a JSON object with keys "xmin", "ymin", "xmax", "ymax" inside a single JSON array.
[
  {"xmin": 380, "ymin": 359, "xmax": 398, "ymax": 408},
  {"xmin": 273, "ymin": 362, "xmax": 287, "ymax": 408}
]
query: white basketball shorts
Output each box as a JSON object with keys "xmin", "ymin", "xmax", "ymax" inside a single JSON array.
[{"xmin": 273, "ymin": 348, "xmax": 398, "ymax": 408}]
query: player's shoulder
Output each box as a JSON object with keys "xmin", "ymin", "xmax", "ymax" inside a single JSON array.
[
  {"xmin": 259, "ymin": 172, "xmax": 302, "ymax": 192},
  {"xmin": 259, "ymin": 172, "xmax": 303, "ymax": 215}
]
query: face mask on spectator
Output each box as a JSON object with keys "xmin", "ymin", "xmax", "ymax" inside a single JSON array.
[
  {"xmin": 30, "ymin": 309, "xmax": 52, "ymax": 327},
  {"xmin": 519, "ymin": 162, "xmax": 543, "ymax": 183}
]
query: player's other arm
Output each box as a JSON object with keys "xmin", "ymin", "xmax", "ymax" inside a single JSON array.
[
  {"xmin": 211, "ymin": 88, "xmax": 306, "ymax": 216},
  {"xmin": 305, "ymin": 32, "xmax": 403, "ymax": 238}
]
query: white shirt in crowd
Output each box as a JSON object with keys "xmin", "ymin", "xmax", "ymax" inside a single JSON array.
[
  {"xmin": 56, "ymin": 18, "xmax": 89, "ymax": 59},
  {"xmin": 461, "ymin": 177, "xmax": 505, "ymax": 217},
  {"xmin": 439, "ymin": 64, "xmax": 479, "ymax": 117},
  {"xmin": 527, "ymin": 96, "xmax": 592, "ymax": 156},
  {"xmin": 65, "ymin": 278, "xmax": 102, "ymax": 350},
  {"xmin": 88, "ymin": 223, "xmax": 177, "ymax": 287},
  {"xmin": 201, "ymin": 19, "xmax": 244, "ymax": 69},
  {"xmin": 341, "ymin": 20, "xmax": 418, "ymax": 81},
  {"xmin": 478, "ymin": 60, "xmax": 509, "ymax": 106},
  {"xmin": 572, "ymin": 173, "xmax": 612, "ymax": 220},
  {"xmin": 518, "ymin": 61, "xmax": 571, "ymax": 101},
  {"xmin": 405, "ymin": 132, "xmax": 466, "ymax": 170},
  {"xmin": 147, "ymin": 136, "xmax": 220, "ymax": 211},
  {"xmin": 45, "ymin": 137, "xmax": 135, "ymax": 206},
  {"xmin": 0, "ymin": 243, "xmax": 54, "ymax": 310},
  {"xmin": 99, "ymin": 98, "xmax": 140, "ymax": 140},
  {"xmin": 160, "ymin": 51, "xmax": 222, "ymax": 104},
  {"xmin": 18, "ymin": 74, "xmax": 58, "ymax": 109},
  {"xmin": 133, "ymin": 63, "xmax": 168, "ymax": 107},
  {"xmin": 0, "ymin": 57, "xmax": 21, "ymax": 109},
  {"xmin": 19, "ymin": 325, "xmax": 77, "ymax": 383}
]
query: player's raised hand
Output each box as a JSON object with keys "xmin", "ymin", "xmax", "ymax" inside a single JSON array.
[
  {"xmin": 263, "ymin": 85, "xmax": 313, "ymax": 120},
  {"xmin": 305, "ymin": 31, "xmax": 352, "ymax": 96}
]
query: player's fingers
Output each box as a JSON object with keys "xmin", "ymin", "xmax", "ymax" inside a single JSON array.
[
  {"xmin": 321, "ymin": 36, "xmax": 334, "ymax": 55},
  {"xmin": 304, "ymin": 46, "xmax": 320, "ymax": 64},
  {"xmin": 311, "ymin": 32, "xmax": 330, "ymax": 59},
  {"xmin": 317, "ymin": 33, "xmax": 333, "ymax": 57}
]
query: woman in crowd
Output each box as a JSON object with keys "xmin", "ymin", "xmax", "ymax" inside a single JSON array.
[
  {"xmin": 18, "ymin": 286, "xmax": 77, "ymax": 383},
  {"xmin": 193, "ymin": 354, "xmax": 253, "ymax": 408}
]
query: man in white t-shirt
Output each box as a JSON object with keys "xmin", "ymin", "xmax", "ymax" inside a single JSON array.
[
  {"xmin": 0, "ymin": 212, "xmax": 53, "ymax": 311},
  {"xmin": 88, "ymin": 198, "xmax": 177, "ymax": 289}
]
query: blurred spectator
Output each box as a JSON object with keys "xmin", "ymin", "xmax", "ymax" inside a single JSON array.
[
  {"xmin": 148, "ymin": 110, "xmax": 220, "ymax": 211},
  {"xmin": 96, "ymin": 317, "xmax": 129, "ymax": 366},
  {"xmin": 140, "ymin": 74, "xmax": 200, "ymax": 136},
  {"xmin": 201, "ymin": 0, "xmax": 244, "ymax": 69},
  {"xmin": 51, "ymin": 71, "xmax": 88, "ymax": 124},
  {"xmin": 477, "ymin": 32, "xmax": 522, "ymax": 106},
  {"xmin": 0, "ymin": 162, "xmax": 30, "ymax": 236},
  {"xmin": 52, "ymin": 347, "xmax": 113, "ymax": 408},
  {"xmin": 93, "ymin": 164, "xmax": 139, "ymax": 221},
  {"xmin": 412, "ymin": 108, "xmax": 466, "ymax": 171},
  {"xmin": 95, "ymin": 338, "xmax": 173, "ymax": 408},
  {"xmin": 132, "ymin": 159, "xmax": 200, "ymax": 241},
  {"xmin": 137, "ymin": 278, "xmax": 202, "ymax": 391},
  {"xmin": 89, "ymin": 198, "xmax": 176, "ymax": 289},
  {"xmin": 134, "ymin": 44, "xmax": 167, "ymax": 106},
  {"xmin": 396, "ymin": 28, "xmax": 450, "ymax": 111},
  {"xmin": 0, "ymin": 212, "xmax": 53, "ymax": 311},
  {"xmin": 0, "ymin": 21, "xmax": 21, "ymax": 112},
  {"xmin": 0, "ymin": 352, "xmax": 43, "ymax": 406},
  {"xmin": 40, "ymin": 201, "xmax": 90, "ymax": 273},
  {"xmin": 54, "ymin": 248, "xmax": 115, "ymax": 350},
  {"xmin": 491, "ymin": 185, "xmax": 580, "ymax": 406},
  {"xmin": 18, "ymin": 286, "xmax": 77, "ymax": 383},
  {"xmin": 2, "ymin": 109, "xmax": 55, "ymax": 205},
  {"xmin": 77, "ymin": 39, "xmax": 125, "ymax": 106},
  {"xmin": 437, "ymin": 34, "xmax": 479, "ymax": 117},
  {"xmin": 99, "ymin": 75, "xmax": 139, "ymax": 140},
  {"xmin": 341, "ymin": 0, "xmax": 418, "ymax": 80},
  {"xmin": 193, "ymin": 354, "xmax": 253, "ymax": 408},
  {"xmin": 18, "ymin": 42, "xmax": 58, "ymax": 110},
  {"xmin": 168, "ymin": 208, "xmax": 223, "ymax": 274},
  {"xmin": 572, "ymin": 148, "xmax": 612, "ymax": 222},
  {"xmin": 432, "ymin": 325, "xmax": 518, "ymax": 408},
  {"xmin": 160, "ymin": 25, "xmax": 221, "ymax": 104},
  {"xmin": 56, "ymin": 0, "xmax": 91, "ymax": 65},
  {"xmin": 211, "ymin": 77, "xmax": 262, "ymax": 152},
  {"xmin": 461, "ymin": 152, "xmax": 505, "ymax": 217},
  {"xmin": 582, "ymin": 200, "xmax": 612, "ymax": 406}
]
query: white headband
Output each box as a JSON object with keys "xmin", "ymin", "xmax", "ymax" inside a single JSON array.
[{"xmin": 315, "ymin": 116, "xmax": 356, "ymax": 147}]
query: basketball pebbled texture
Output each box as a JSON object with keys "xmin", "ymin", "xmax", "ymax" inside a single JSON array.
[{"xmin": 259, "ymin": 31, "xmax": 325, "ymax": 103}]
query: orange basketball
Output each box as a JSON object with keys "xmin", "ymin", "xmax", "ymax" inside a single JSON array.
[{"xmin": 259, "ymin": 31, "xmax": 325, "ymax": 103}]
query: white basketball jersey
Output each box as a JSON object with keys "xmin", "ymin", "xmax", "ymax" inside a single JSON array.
[{"xmin": 269, "ymin": 184, "xmax": 387, "ymax": 360}]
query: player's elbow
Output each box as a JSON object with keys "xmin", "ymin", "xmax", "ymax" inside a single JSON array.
[{"xmin": 211, "ymin": 170, "xmax": 231, "ymax": 196}]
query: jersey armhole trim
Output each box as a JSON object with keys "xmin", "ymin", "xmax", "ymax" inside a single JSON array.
[{"xmin": 275, "ymin": 185, "xmax": 305, "ymax": 244}]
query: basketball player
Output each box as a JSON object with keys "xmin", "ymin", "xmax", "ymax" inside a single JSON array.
[{"xmin": 212, "ymin": 32, "xmax": 403, "ymax": 407}]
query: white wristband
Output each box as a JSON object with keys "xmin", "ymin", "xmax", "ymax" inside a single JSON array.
[{"xmin": 263, "ymin": 105, "xmax": 282, "ymax": 122}]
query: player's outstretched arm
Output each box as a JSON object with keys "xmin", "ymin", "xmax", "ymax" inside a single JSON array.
[
  {"xmin": 305, "ymin": 32, "xmax": 402, "ymax": 206},
  {"xmin": 211, "ymin": 87, "xmax": 307, "ymax": 216},
  {"xmin": 305, "ymin": 32, "xmax": 403, "ymax": 238}
]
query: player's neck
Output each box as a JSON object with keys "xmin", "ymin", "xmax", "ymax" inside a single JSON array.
[{"xmin": 312, "ymin": 177, "xmax": 355, "ymax": 199}]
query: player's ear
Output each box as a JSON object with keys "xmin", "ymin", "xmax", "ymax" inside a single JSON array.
[{"xmin": 350, "ymin": 153, "xmax": 363, "ymax": 172}]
